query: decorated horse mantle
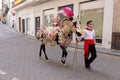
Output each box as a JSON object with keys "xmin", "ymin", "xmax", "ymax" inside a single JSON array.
[{"xmin": 36, "ymin": 18, "xmax": 76, "ymax": 47}]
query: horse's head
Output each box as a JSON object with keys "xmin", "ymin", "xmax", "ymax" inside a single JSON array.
[{"xmin": 73, "ymin": 21, "xmax": 83, "ymax": 37}]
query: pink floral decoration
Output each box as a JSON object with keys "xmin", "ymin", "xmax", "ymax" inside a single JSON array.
[{"xmin": 63, "ymin": 7, "xmax": 74, "ymax": 17}]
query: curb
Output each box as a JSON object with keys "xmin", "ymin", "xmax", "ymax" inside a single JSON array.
[{"xmin": 69, "ymin": 44, "xmax": 120, "ymax": 57}]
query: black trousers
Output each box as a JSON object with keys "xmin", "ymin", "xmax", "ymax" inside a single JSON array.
[
  {"xmin": 39, "ymin": 44, "xmax": 48, "ymax": 60},
  {"xmin": 60, "ymin": 46, "xmax": 68, "ymax": 58},
  {"xmin": 85, "ymin": 44, "xmax": 97, "ymax": 68}
]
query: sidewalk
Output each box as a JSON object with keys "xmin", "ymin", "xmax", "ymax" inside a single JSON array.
[
  {"xmin": 70, "ymin": 43, "xmax": 120, "ymax": 56},
  {"xmin": 2, "ymin": 22, "xmax": 120, "ymax": 57},
  {"xmin": 1, "ymin": 22, "xmax": 37, "ymax": 40},
  {"xmin": 1, "ymin": 22, "xmax": 19, "ymax": 34}
]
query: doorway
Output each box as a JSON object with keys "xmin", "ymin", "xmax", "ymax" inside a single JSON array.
[
  {"xmin": 18, "ymin": 17, "xmax": 21, "ymax": 32},
  {"xmin": 35, "ymin": 17, "xmax": 40, "ymax": 35},
  {"xmin": 22, "ymin": 19, "xmax": 25, "ymax": 33}
]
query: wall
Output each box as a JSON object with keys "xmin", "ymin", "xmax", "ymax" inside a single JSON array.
[
  {"xmin": 111, "ymin": 0, "xmax": 120, "ymax": 50},
  {"xmin": 102, "ymin": 0, "xmax": 114, "ymax": 49},
  {"xmin": 113, "ymin": 0, "xmax": 120, "ymax": 32},
  {"xmin": 16, "ymin": 6, "xmax": 35, "ymax": 35},
  {"xmin": 15, "ymin": 0, "xmax": 85, "ymax": 36}
]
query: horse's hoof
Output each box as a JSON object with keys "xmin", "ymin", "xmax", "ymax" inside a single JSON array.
[
  {"xmin": 61, "ymin": 60, "xmax": 65, "ymax": 64},
  {"xmin": 61, "ymin": 62, "xmax": 67, "ymax": 66},
  {"xmin": 61, "ymin": 60, "xmax": 67, "ymax": 66},
  {"xmin": 46, "ymin": 59, "xmax": 50, "ymax": 62},
  {"xmin": 39, "ymin": 56, "xmax": 42, "ymax": 59},
  {"xmin": 63, "ymin": 63, "xmax": 67, "ymax": 66}
]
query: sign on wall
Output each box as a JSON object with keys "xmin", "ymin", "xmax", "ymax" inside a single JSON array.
[{"xmin": 14, "ymin": 0, "xmax": 22, "ymax": 6}]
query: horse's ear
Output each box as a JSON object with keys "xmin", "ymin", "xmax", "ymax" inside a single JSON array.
[{"xmin": 73, "ymin": 21, "xmax": 77, "ymax": 28}]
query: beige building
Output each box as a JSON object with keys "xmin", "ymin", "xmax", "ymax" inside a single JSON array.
[
  {"xmin": 1, "ymin": 0, "xmax": 10, "ymax": 23},
  {"xmin": 112, "ymin": 0, "xmax": 120, "ymax": 49},
  {"xmin": 11, "ymin": 0, "xmax": 120, "ymax": 50}
]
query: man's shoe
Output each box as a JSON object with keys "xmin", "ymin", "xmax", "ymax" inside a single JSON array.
[{"xmin": 86, "ymin": 65, "xmax": 92, "ymax": 70}]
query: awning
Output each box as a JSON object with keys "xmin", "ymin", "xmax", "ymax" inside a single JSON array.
[{"xmin": 12, "ymin": 0, "xmax": 52, "ymax": 11}]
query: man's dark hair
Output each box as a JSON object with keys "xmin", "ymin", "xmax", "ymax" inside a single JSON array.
[{"xmin": 87, "ymin": 20, "xmax": 93, "ymax": 26}]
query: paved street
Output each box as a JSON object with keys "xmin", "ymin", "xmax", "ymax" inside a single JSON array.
[{"xmin": 0, "ymin": 23, "xmax": 120, "ymax": 80}]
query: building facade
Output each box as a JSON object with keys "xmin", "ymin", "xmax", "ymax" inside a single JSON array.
[
  {"xmin": 112, "ymin": 0, "xmax": 120, "ymax": 50},
  {"xmin": 1, "ymin": 0, "xmax": 10, "ymax": 22},
  {"xmin": 11, "ymin": 0, "xmax": 117, "ymax": 49}
]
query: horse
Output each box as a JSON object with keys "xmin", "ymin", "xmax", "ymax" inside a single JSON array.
[{"xmin": 36, "ymin": 17, "xmax": 82, "ymax": 65}]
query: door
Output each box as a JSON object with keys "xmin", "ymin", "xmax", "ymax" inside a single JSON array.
[
  {"xmin": 22, "ymin": 19, "xmax": 25, "ymax": 33},
  {"xmin": 35, "ymin": 17, "xmax": 40, "ymax": 35},
  {"xmin": 18, "ymin": 17, "xmax": 21, "ymax": 32}
]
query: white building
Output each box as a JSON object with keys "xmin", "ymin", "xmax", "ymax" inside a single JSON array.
[
  {"xmin": 11, "ymin": 0, "xmax": 114, "ymax": 49},
  {"xmin": 1, "ymin": 0, "xmax": 14, "ymax": 24}
]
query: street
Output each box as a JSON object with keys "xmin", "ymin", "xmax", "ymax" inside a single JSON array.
[{"xmin": 0, "ymin": 23, "xmax": 120, "ymax": 80}]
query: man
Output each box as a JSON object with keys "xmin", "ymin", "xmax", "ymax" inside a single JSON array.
[
  {"xmin": 12, "ymin": 20, "xmax": 15, "ymax": 28},
  {"xmin": 77, "ymin": 20, "xmax": 97, "ymax": 69}
]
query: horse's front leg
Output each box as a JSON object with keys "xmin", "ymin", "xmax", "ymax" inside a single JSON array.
[
  {"xmin": 60, "ymin": 46, "xmax": 68, "ymax": 65},
  {"xmin": 39, "ymin": 43, "xmax": 49, "ymax": 61}
]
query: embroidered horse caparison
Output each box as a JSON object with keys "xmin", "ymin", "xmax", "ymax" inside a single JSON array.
[{"xmin": 36, "ymin": 17, "xmax": 81, "ymax": 65}]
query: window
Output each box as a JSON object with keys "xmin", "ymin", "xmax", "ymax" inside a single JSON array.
[
  {"xmin": 80, "ymin": 8, "xmax": 104, "ymax": 39},
  {"xmin": 79, "ymin": 0, "xmax": 104, "ymax": 43},
  {"xmin": 43, "ymin": 9, "xmax": 54, "ymax": 26}
]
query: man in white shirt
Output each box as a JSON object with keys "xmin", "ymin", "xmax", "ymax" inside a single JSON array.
[{"xmin": 77, "ymin": 20, "xmax": 97, "ymax": 69}]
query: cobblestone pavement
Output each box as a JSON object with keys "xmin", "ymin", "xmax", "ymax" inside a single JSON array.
[{"xmin": 0, "ymin": 23, "xmax": 120, "ymax": 80}]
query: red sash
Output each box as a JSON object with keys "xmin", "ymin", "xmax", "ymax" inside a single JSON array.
[{"xmin": 84, "ymin": 39, "xmax": 94, "ymax": 58}]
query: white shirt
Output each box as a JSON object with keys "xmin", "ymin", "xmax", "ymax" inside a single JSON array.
[{"xmin": 80, "ymin": 28, "xmax": 95, "ymax": 40}]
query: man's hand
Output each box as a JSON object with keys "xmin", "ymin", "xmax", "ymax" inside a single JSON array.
[{"xmin": 76, "ymin": 38, "xmax": 80, "ymax": 43}]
